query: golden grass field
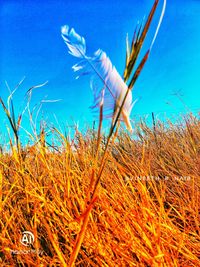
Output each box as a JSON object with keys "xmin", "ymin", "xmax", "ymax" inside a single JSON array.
[{"xmin": 0, "ymin": 114, "xmax": 199, "ymax": 266}]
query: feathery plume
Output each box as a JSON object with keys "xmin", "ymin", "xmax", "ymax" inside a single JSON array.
[{"xmin": 61, "ymin": 25, "xmax": 133, "ymax": 132}]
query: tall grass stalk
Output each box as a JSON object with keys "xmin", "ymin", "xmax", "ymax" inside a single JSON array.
[{"xmin": 68, "ymin": 1, "xmax": 166, "ymax": 265}]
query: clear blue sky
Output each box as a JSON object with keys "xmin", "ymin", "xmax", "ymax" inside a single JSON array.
[{"xmin": 0, "ymin": 0, "xmax": 200, "ymax": 141}]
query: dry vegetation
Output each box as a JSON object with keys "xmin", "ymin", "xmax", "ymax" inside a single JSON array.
[{"xmin": 0, "ymin": 114, "xmax": 200, "ymax": 266}]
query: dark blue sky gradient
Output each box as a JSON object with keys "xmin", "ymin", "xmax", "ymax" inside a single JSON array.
[{"xmin": 0, "ymin": 0, "xmax": 200, "ymax": 140}]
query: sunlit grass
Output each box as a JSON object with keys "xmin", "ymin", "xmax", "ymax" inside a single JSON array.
[{"xmin": 0, "ymin": 113, "xmax": 199, "ymax": 266}]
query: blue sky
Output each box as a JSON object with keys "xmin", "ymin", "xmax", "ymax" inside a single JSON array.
[{"xmin": 0, "ymin": 0, "xmax": 200, "ymax": 141}]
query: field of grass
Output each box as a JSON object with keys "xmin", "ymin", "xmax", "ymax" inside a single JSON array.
[{"xmin": 0, "ymin": 114, "xmax": 199, "ymax": 266}]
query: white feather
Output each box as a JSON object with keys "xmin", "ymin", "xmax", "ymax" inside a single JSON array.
[
  {"xmin": 61, "ymin": 25, "xmax": 134, "ymax": 131},
  {"xmin": 61, "ymin": 25, "xmax": 86, "ymax": 58}
]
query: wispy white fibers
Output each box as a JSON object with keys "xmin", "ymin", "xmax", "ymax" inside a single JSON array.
[{"xmin": 61, "ymin": 25, "xmax": 133, "ymax": 132}]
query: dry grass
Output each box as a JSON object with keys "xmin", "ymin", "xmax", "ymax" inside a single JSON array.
[{"xmin": 0, "ymin": 113, "xmax": 199, "ymax": 266}]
